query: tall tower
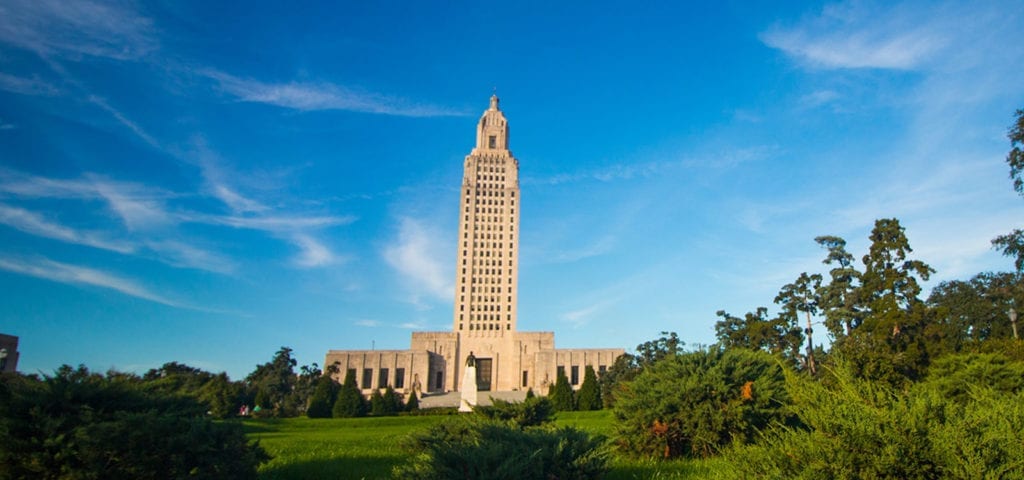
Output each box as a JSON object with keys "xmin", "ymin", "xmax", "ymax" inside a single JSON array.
[{"xmin": 453, "ymin": 94, "xmax": 520, "ymax": 338}]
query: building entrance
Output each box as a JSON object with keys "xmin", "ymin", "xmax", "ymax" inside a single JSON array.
[{"xmin": 476, "ymin": 358, "xmax": 492, "ymax": 391}]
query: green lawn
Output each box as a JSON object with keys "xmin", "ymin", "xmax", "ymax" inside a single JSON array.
[{"xmin": 243, "ymin": 411, "xmax": 725, "ymax": 479}]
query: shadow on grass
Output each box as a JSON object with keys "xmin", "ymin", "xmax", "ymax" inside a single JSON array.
[{"xmin": 259, "ymin": 455, "xmax": 399, "ymax": 480}]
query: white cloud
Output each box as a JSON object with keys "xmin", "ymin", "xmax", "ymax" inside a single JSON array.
[
  {"xmin": 144, "ymin": 239, "xmax": 236, "ymax": 275},
  {"xmin": 761, "ymin": 1, "xmax": 949, "ymax": 70},
  {"xmin": 291, "ymin": 234, "xmax": 336, "ymax": 268},
  {"xmin": 0, "ymin": 203, "xmax": 136, "ymax": 253},
  {"xmin": 0, "ymin": 256, "xmax": 185, "ymax": 308},
  {"xmin": 202, "ymin": 70, "xmax": 469, "ymax": 117},
  {"xmin": 0, "ymin": 0, "xmax": 156, "ymax": 60},
  {"xmin": 355, "ymin": 319, "xmax": 381, "ymax": 327},
  {"xmin": 383, "ymin": 217, "xmax": 453, "ymax": 304},
  {"xmin": 87, "ymin": 95, "xmax": 160, "ymax": 148},
  {"xmin": 0, "ymin": 72, "xmax": 61, "ymax": 96}
]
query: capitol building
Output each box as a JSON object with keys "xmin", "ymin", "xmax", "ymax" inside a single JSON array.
[{"xmin": 326, "ymin": 96, "xmax": 623, "ymax": 396}]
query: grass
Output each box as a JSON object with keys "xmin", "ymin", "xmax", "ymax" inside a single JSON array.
[{"xmin": 243, "ymin": 410, "xmax": 724, "ymax": 479}]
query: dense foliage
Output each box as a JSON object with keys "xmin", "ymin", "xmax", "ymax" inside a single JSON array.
[
  {"xmin": 473, "ymin": 396, "xmax": 555, "ymax": 428},
  {"xmin": 332, "ymin": 369, "xmax": 368, "ymax": 418},
  {"xmin": 721, "ymin": 363, "xmax": 1024, "ymax": 479},
  {"xmin": 613, "ymin": 347, "xmax": 794, "ymax": 459},
  {"xmin": 0, "ymin": 366, "xmax": 268, "ymax": 479}
]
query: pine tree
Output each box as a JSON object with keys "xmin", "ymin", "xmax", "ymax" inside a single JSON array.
[
  {"xmin": 370, "ymin": 389, "xmax": 386, "ymax": 416},
  {"xmin": 332, "ymin": 370, "xmax": 366, "ymax": 418},
  {"xmin": 383, "ymin": 385, "xmax": 403, "ymax": 415},
  {"xmin": 576, "ymin": 366, "xmax": 602, "ymax": 410},
  {"xmin": 306, "ymin": 374, "xmax": 338, "ymax": 418},
  {"xmin": 525, "ymin": 387, "xmax": 535, "ymax": 399},
  {"xmin": 405, "ymin": 390, "xmax": 420, "ymax": 412},
  {"xmin": 548, "ymin": 370, "xmax": 575, "ymax": 411}
]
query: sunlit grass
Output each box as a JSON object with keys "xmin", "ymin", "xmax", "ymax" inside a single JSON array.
[{"xmin": 244, "ymin": 411, "xmax": 724, "ymax": 479}]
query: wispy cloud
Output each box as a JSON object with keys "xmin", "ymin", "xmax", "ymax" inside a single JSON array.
[
  {"xmin": 0, "ymin": 256, "xmax": 186, "ymax": 308},
  {"xmin": 291, "ymin": 234, "xmax": 336, "ymax": 268},
  {"xmin": 0, "ymin": 203, "xmax": 136, "ymax": 254},
  {"xmin": 525, "ymin": 145, "xmax": 778, "ymax": 186},
  {"xmin": 761, "ymin": 1, "xmax": 949, "ymax": 70},
  {"xmin": 0, "ymin": 0, "xmax": 156, "ymax": 60},
  {"xmin": 202, "ymin": 69, "xmax": 469, "ymax": 117},
  {"xmin": 86, "ymin": 95, "xmax": 160, "ymax": 148},
  {"xmin": 144, "ymin": 239, "xmax": 236, "ymax": 275},
  {"xmin": 383, "ymin": 217, "xmax": 453, "ymax": 305},
  {"xmin": 0, "ymin": 72, "xmax": 61, "ymax": 96}
]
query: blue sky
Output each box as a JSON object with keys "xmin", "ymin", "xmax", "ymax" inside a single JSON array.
[{"xmin": 1, "ymin": 1, "xmax": 1022, "ymax": 379}]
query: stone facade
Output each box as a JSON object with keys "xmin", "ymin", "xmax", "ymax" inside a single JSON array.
[
  {"xmin": 326, "ymin": 96, "xmax": 624, "ymax": 394},
  {"xmin": 0, "ymin": 333, "xmax": 19, "ymax": 373}
]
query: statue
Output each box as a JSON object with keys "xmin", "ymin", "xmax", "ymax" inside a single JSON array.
[{"xmin": 459, "ymin": 351, "xmax": 479, "ymax": 412}]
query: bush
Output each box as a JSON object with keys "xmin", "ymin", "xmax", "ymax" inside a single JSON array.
[
  {"xmin": 0, "ymin": 366, "xmax": 268, "ymax": 479},
  {"xmin": 613, "ymin": 347, "xmax": 794, "ymax": 459},
  {"xmin": 720, "ymin": 364, "xmax": 1024, "ymax": 479},
  {"xmin": 473, "ymin": 396, "xmax": 554, "ymax": 428},
  {"xmin": 394, "ymin": 417, "xmax": 609, "ymax": 479},
  {"xmin": 924, "ymin": 352, "xmax": 1024, "ymax": 403}
]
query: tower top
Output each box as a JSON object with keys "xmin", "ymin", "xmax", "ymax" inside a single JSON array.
[{"xmin": 474, "ymin": 95, "xmax": 510, "ymax": 153}]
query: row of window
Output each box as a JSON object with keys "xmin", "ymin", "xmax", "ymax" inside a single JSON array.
[
  {"xmin": 351, "ymin": 367, "xmax": 406, "ymax": 390},
  {"xmin": 475, "ymin": 174, "xmax": 506, "ymax": 182},
  {"xmin": 463, "ymin": 241, "xmax": 514, "ymax": 249},
  {"xmin": 466, "ymin": 189, "xmax": 515, "ymax": 198},
  {"xmin": 460, "ymin": 285, "xmax": 514, "ymax": 294},
  {"xmin": 463, "ymin": 322, "xmax": 510, "ymax": 331}
]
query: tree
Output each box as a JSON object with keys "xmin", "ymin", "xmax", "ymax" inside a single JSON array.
[
  {"xmin": 840, "ymin": 219, "xmax": 935, "ymax": 385},
  {"xmin": 548, "ymin": 370, "xmax": 575, "ymax": 411},
  {"xmin": 815, "ymin": 235, "xmax": 863, "ymax": 339},
  {"xmin": 332, "ymin": 369, "xmax": 367, "ymax": 418},
  {"xmin": 369, "ymin": 388, "xmax": 387, "ymax": 416},
  {"xmin": 775, "ymin": 272, "xmax": 823, "ymax": 374},
  {"xmin": 306, "ymin": 372, "xmax": 339, "ymax": 419},
  {"xmin": 993, "ymin": 109, "xmax": 1024, "ymax": 272},
  {"xmin": 245, "ymin": 347, "xmax": 298, "ymax": 417},
  {"xmin": 576, "ymin": 365, "xmax": 602, "ymax": 410},
  {"xmin": 927, "ymin": 272, "xmax": 1024, "ymax": 351},
  {"xmin": 405, "ymin": 389, "xmax": 420, "ymax": 412},
  {"xmin": 714, "ymin": 307, "xmax": 803, "ymax": 362}
]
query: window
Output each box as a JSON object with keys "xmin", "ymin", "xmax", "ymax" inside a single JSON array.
[
  {"xmin": 395, "ymin": 368, "xmax": 405, "ymax": 389},
  {"xmin": 379, "ymin": 368, "xmax": 389, "ymax": 388},
  {"xmin": 347, "ymin": 368, "xmax": 356, "ymax": 383},
  {"xmin": 599, "ymin": 365, "xmax": 607, "ymax": 376},
  {"xmin": 557, "ymin": 365, "xmax": 565, "ymax": 380},
  {"xmin": 488, "ymin": 135, "xmax": 496, "ymax": 148},
  {"xmin": 571, "ymin": 366, "xmax": 580, "ymax": 385},
  {"xmin": 435, "ymin": 371, "xmax": 444, "ymax": 390},
  {"xmin": 522, "ymin": 370, "xmax": 529, "ymax": 387},
  {"xmin": 362, "ymin": 368, "xmax": 372, "ymax": 389}
]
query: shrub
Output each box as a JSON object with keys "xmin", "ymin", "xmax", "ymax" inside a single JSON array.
[
  {"xmin": 0, "ymin": 366, "xmax": 268, "ymax": 479},
  {"xmin": 924, "ymin": 352, "xmax": 1024, "ymax": 403},
  {"xmin": 394, "ymin": 417, "xmax": 609, "ymax": 479},
  {"xmin": 474, "ymin": 396, "xmax": 554, "ymax": 428},
  {"xmin": 613, "ymin": 347, "xmax": 794, "ymax": 459},
  {"xmin": 720, "ymin": 364, "xmax": 1024, "ymax": 479}
]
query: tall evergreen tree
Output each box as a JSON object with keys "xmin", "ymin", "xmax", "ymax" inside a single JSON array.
[
  {"xmin": 992, "ymin": 108, "xmax": 1024, "ymax": 273},
  {"xmin": 306, "ymin": 373, "xmax": 339, "ymax": 418},
  {"xmin": 548, "ymin": 370, "xmax": 575, "ymax": 411},
  {"xmin": 576, "ymin": 365, "xmax": 602, "ymax": 410},
  {"xmin": 369, "ymin": 388, "xmax": 386, "ymax": 416},
  {"xmin": 405, "ymin": 389, "xmax": 420, "ymax": 412},
  {"xmin": 332, "ymin": 370, "xmax": 366, "ymax": 418}
]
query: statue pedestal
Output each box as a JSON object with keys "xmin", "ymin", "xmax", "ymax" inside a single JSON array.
[{"xmin": 459, "ymin": 365, "xmax": 478, "ymax": 412}]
